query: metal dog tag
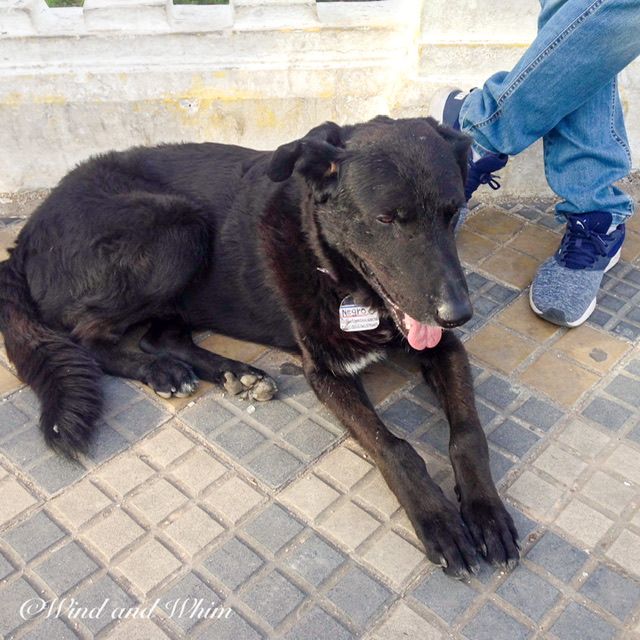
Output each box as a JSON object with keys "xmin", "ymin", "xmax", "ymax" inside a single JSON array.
[{"xmin": 339, "ymin": 296, "xmax": 380, "ymax": 332}]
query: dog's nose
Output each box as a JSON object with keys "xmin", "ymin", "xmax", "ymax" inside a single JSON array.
[{"xmin": 436, "ymin": 296, "xmax": 473, "ymax": 328}]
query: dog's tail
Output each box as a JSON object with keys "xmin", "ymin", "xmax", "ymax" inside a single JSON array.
[{"xmin": 0, "ymin": 255, "xmax": 103, "ymax": 457}]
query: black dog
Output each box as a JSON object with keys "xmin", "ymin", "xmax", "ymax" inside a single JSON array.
[{"xmin": 0, "ymin": 116, "xmax": 519, "ymax": 578}]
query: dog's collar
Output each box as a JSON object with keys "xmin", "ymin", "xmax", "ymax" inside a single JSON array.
[{"xmin": 317, "ymin": 266, "xmax": 337, "ymax": 281}]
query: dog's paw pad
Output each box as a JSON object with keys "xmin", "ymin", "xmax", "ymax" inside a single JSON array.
[
  {"xmin": 250, "ymin": 378, "xmax": 277, "ymax": 402},
  {"xmin": 240, "ymin": 374, "xmax": 258, "ymax": 388},
  {"xmin": 155, "ymin": 390, "xmax": 173, "ymax": 399},
  {"xmin": 174, "ymin": 380, "xmax": 198, "ymax": 398},
  {"xmin": 223, "ymin": 372, "xmax": 245, "ymax": 396}
]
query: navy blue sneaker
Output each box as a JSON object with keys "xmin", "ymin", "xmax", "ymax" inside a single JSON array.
[
  {"xmin": 429, "ymin": 87, "xmax": 508, "ymax": 201},
  {"xmin": 530, "ymin": 211, "xmax": 625, "ymax": 327}
]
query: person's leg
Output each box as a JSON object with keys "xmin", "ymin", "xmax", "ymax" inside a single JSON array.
[
  {"xmin": 460, "ymin": 0, "xmax": 640, "ymax": 168},
  {"xmin": 448, "ymin": 0, "xmax": 640, "ymax": 325}
]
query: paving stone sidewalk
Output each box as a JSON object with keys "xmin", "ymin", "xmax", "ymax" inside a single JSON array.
[{"xmin": 1, "ymin": 189, "xmax": 640, "ymax": 639}]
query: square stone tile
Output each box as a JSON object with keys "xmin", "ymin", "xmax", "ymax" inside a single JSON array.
[
  {"xmin": 101, "ymin": 618, "xmax": 171, "ymax": 640},
  {"xmin": 213, "ymin": 421, "xmax": 267, "ymax": 458},
  {"xmin": 580, "ymin": 471, "xmax": 635, "ymax": 515},
  {"xmin": 382, "ymin": 397, "xmax": 431, "ymax": 433},
  {"xmin": 465, "ymin": 207, "xmax": 526, "ymax": 244},
  {"xmin": 361, "ymin": 363, "xmax": 410, "ymax": 406},
  {"xmin": 137, "ymin": 424, "xmax": 194, "ymax": 468},
  {"xmin": 129, "ymin": 479, "xmax": 189, "ymax": 524},
  {"xmin": 97, "ymin": 452, "xmax": 156, "ymax": 496},
  {"xmin": 279, "ymin": 474, "xmax": 341, "ymax": 521},
  {"xmin": 285, "ymin": 606, "xmax": 353, "ymax": 640},
  {"xmin": 316, "ymin": 447, "xmax": 373, "ymax": 490},
  {"xmin": 161, "ymin": 572, "xmax": 223, "ymax": 633},
  {"xmin": 320, "ymin": 501, "xmax": 380, "ymax": 551},
  {"xmin": 34, "ymin": 541, "xmax": 99, "ymax": 595},
  {"xmin": 532, "ymin": 444, "xmax": 587, "ymax": 486},
  {"xmin": 605, "ymin": 373, "xmax": 640, "ymax": 407},
  {"xmin": 74, "ymin": 574, "xmax": 137, "ymax": 635},
  {"xmin": 354, "ymin": 474, "xmax": 401, "ymax": 519},
  {"xmin": 507, "ymin": 224, "xmax": 559, "ymax": 261},
  {"xmin": 606, "ymin": 530, "xmax": 640, "ymax": 576},
  {"xmin": 457, "ymin": 228, "xmax": 499, "ymax": 265},
  {"xmin": 496, "ymin": 295, "xmax": 561, "ymax": 342},
  {"xmin": 0, "ymin": 366, "xmax": 21, "ymax": 396},
  {"xmin": 204, "ymin": 475, "xmax": 264, "ymax": 524},
  {"xmin": 582, "ymin": 396, "xmax": 633, "ymax": 431},
  {"xmin": 462, "ymin": 602, "xmax": 531, "ymax": 640},
  {"xmin": 363, "ymin": 530, "xmax": 425, "ymax": 587},
  {"xmin": 466, "ymin": 324, "xmax": 538, "ymax": 373},
  {"xmin": 552, "ymin": 325, "xmax": 629, "ymax": 373},
  {"xmin": 203, "ymin": 537, "xmax": 265, "ymax": 590},
  {"xmin": 244, "ymin": 569, "xmax": 306, "ymax": 628},
  {"xmin": 2, "ymin": 510, "xmax": 66, "ymax": 561},
  {"xmin": 496, "ymin": 565, "xmax": 560, "ymax": 622},
  {"xmin": 197, "ymin": 333, "xmax": 268, "ymax": 364},
  {"xmin": 550, "ymin": 601, "xmax": 616, "ymax": 640},
  {"xmin": 475, "ymin": 375, "xmax": 519, "ymax": 409},
  {"xmin": 0, "ymin": 577, "xmax": 41, "ymax": 637},
  {"xmin": 117, "ymin": 539, "xmax": 182, "ymax": 595},
  {"xmin": 28, "ymin": 453, "xmax": 89, "ymax": 495},
  {"xmin": 519, "ymin": 352, "xmax": 599, "ymax": 406},
  {"xmin": 555, "ymin": 499, "xmax": 614, "ymax": 548},
  {"xmin": 370, "ymin": 602, "xmax": 444, "ymax": 640},
  {"xmin": 579, "ymin": 565, "xmax": 640, "ymax": 622},
  {"xmin": 284, "ymin": 534, "xmax": 345, "ymax": 587},
  {"xmin": 604, "ymin": 443, "xmax": 640, "ymax": 485},
  {"xmin": 488, "ymin": 419, "xmax": 540, "ymax": 458},
  {"xmin": 245, "ymin": 444, "xmax": 304, "ymax": 489},
  {"xmin": 481, "ymin": 248, "xmax": 539, "ymax": 289},
  {"xmin": 513, "ymin": 396, "xmax": 564, "ymax": 431},
  {"xmin": 327, "ymin": 566, "xmax": 391, "ymax": 628},
  {"xmin": 49, "ymin": 480, "xmax": 111, "ymax": 529},
  {"xmin": 20, "ymin": 618, "xmax": 78, "ymax": 640},
  {"xmin": 558, "ymin": 419, "xmax": 611, "ymax": 458},
  {"xmin": 83, "ymin": 507, "xmax": 145, "ymax": 560},
  {"xmin": 0, "ymin": 478, "xmax": 39, "ymax": 525},
  {"xmin": 244, "ymin": 504, "xmax": 304, "ymax": 554},
  {"xmin": 163, "ymin": 505, "xmax": 224, "ymax": 556},
  {"xmin": 283, "ymin": 419, "xmax": 340, "ymax": 457},
  {"xmin": 169, "ymin": 449, "xmax": 227, "ymax": 496},
  {"xmin": 507, "ymin": 470, "xmax": 563, "ymax": 517},
  {"xmin": 412, "ymin": 569, "xmax": 478, "ymax": 624},
  {"xmin": 526, "ymin": 531, "xmax": 588, "ymax": 583}
]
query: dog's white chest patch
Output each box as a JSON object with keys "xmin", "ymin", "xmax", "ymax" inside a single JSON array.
[
  {"xmin": 339, "ymin": 296, "xmax": 380, "ymax": 332},
  {"xmin": 334, "ymin": 350, "xmax": 385, "ymax": 376}
]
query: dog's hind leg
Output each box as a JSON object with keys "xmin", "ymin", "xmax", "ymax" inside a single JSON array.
[
  {"xmin": 418, "ymin": 330, "xmax": 520, "ymax": 569},
  {"xmin": 139, "ymin": 319, "xmax": 277, "ymax": 402}
]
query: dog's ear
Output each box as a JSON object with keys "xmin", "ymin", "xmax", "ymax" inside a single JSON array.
[
  {"xmin": 267, "ymin": 122, "xmax": 345, "ymax": 202},
  {"xmin": 433, "ymin": 122, "xmax": 472, "ymax": 184}
]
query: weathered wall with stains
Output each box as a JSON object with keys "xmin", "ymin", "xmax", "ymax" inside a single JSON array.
[{"xmin": 1, "ymin": 0, "xmax": 638, "ymax": 196}]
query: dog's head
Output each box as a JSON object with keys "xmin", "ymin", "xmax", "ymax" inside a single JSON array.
[{"xmin": 267, "ymin": 116, "xmax": 472, "ymax": 350}]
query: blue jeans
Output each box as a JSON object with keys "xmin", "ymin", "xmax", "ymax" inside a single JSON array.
[{"xmin": 459, "ymin": 0, "xmax": 640, "ymax": 225}]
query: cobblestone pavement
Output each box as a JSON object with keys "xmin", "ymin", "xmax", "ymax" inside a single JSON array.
[{"xmin": 1, "ymin": 189, "xmax": 640, "ymax": 639}]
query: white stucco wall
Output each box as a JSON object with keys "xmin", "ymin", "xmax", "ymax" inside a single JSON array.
[{"xmin": 1, "ymin": 0, "xmax": 638, "ymax": 197}]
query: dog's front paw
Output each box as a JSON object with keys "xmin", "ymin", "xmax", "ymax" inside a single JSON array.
[
  {"xmin": 460, "ymin": 497, "xmax": 520, "ymax": 569},
  {"xmin": 143, "ymin": 356, "xmax": 199, "ymax": 399},
  {"xmin": 411, "ymin": 501, "xmax": 480, "ymax": 580},
  {"xmin": 223, "ymin": 371, "xmax": 277, "ymax": 402}
]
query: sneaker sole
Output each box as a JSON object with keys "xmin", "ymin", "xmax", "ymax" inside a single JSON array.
[{"xmin": 529, "ymin": 247, "xmax": 622, "ymax": 327}]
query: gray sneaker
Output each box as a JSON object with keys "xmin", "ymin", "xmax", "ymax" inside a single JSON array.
[{"xmin": 529, "ymin": 211, "xmax": 625, "ymax": 327}]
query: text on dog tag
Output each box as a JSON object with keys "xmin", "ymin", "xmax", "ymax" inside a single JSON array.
[{"xmin": 339, "ymin": 296, "xmax": 380, "ymax": 332}]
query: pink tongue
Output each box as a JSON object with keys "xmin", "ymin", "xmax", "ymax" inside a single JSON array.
[{"xmin": 405, "ymin": 313, "xmax": 442, "ymax": 350}]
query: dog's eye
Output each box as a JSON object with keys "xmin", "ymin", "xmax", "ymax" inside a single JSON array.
[{"xmin": 377, "ymin": 214, "xmax": 395, "ymax": 224}]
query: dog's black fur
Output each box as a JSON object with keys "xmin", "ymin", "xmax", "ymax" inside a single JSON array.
[{"xmin": 0, "ymin": 116, "xmax": 519, "ymax": 578}]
